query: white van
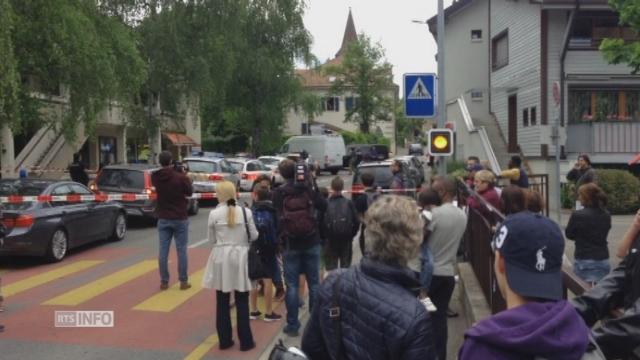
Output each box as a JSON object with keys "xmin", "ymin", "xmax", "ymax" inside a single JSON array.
[{"xmin": 280, "ymin": 135, "xmax": 346, "ymax": 175}]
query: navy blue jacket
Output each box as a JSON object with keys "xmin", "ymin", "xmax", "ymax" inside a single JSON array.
[{"xmin": 301, "ymin": 258, "xmax": 436, "ymax": 360}]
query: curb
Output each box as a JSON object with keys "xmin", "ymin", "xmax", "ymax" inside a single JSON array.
[
  {"xmin": 457, "ymin": 262, "xmax": 492, "ymax": 327},
  {"xmin": 257, "ymin": 304, "xmax": 310, "ymax": 360}
]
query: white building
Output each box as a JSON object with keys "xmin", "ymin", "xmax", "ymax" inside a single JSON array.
[
  {"xmin": 429, "ymin": 0, "xmax": 640, "ymax": 207},
  {"xmin": 286, "ymin": 10, "xmax": 398, "ymax": 153}
]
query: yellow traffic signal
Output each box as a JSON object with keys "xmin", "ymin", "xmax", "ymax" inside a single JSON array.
[{"xmin": 428, "ymin": 129, "xmax": 454, "ymax": 156}]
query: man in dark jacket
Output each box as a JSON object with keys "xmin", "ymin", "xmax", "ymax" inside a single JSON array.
[
  {"xmin": 567, "ymin": 153, "xmax": 597, "ymax": 189},
  {"xmin": 572, "ymin": 219, "xmax": 640, "ymax": 359},
  {"xmin": 151, "ymin": 151, "xmax": 193, "ymax": 291},
  {"xmin": 272, "ymin": 159, "xmax": 327, "ymax": 337},
  {"xmin": 302, "ymin": 195, "xmax": 436, "ymax": 360},
  {"xmin": 459, "ymin": 212, "xmax": 591, "ymax": 359},
  {"xmin": 68, "ymin": 153, "xmax": 89, "ymax": 186}
]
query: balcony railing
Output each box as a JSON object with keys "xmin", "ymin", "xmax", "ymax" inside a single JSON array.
[{"xmin": 566, "ymin": 122, "xmax": 640, "ymax": 154}]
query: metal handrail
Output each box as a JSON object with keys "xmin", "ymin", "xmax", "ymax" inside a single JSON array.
[{"xmin": 455, "ymin": 96, "xmax": 502, "ymax": 173}]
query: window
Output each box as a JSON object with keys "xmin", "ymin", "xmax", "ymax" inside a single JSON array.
[
  {"xmin": 69, "ymin": 184, "xmax": 92, "ymax": 195},
  {"xmin": 523, "ymin": 108, "xmax": 529, "ymax": 127},
  {"xmin": 492, "ymin": 30, "xmax": 509, "ymax": 70},
  {"xmin": 471, "ymin": 30, "xmax": 482, "ymax": 41},
  {"xmin": 567, "ymin": 89, "xmax": 640, "ymax": 123},
  {"xmin": 324, "ymin": 97, "xmax": 340, "ymax": 112},
  {"xmin": 569, "ymin": 12, "xmax": 637, "ymax": 49},
  {"xmin": 345, "ymin": 97, "xmax": 359, "ymax": 111},
  {"xmin": 530, "ymin": 107, "xmax": 537, "ymax": 126},
  {"xmin": 471, "ymin": 91, "xmax": 483, "ymax": 101},
  {"xmin": 246, "ymin": 162, "xmax": 259, "ymax": 171},
  {"xmin": 184, "ymin": 160, "xmax": 218, "ymax": 173}
]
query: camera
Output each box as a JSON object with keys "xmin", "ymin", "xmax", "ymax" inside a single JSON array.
[{"xmin": 173, "ymin": 161, "xmax": 187, "ymax": 173}]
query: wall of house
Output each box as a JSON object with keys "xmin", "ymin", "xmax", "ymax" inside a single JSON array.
[
  {"xmin": 565, "ymin": 51, "xmax": 636, "ymax": 75},
  {"xmin": 490, "ymin": 0, "xmax": 541, "ymax": 156},
  {"xmin": 443, "ymin": 0, "xmax": 490, "ymax": 120}
]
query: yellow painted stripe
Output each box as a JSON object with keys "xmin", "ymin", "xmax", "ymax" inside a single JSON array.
[
  {"xmin": 4, "ymin": 260, "xmax": 104, "ymax": 298},
  {"xmin": 133, "ymin": 269, "xmax": 205, "ymax": 312},
  {"xmin": 42, "ymin": 260, "xmax": 157, "ymax": 306}
]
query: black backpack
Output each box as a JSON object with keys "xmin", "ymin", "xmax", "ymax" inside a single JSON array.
[
  {"xmin": 282, "ymin": 190, "xmax": 316, "ymax": 238},
  {"xmin": 324, "ymin": 197, "xmax": 356, "ymax": 241}
]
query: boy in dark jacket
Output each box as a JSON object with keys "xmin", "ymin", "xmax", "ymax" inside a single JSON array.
[
  {"xmin": 322, "ymin": 177, "xmax": 359, "ymax": 271},
  {"xmin": 459, "ymin": 212, "xmax": 590, "ymax": 359},
  {"xmin": 249, "ymin": 185, "xmax": 282, "ymax": 322}
]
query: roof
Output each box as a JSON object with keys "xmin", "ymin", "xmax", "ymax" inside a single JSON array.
[
  {"xmin": 162, "ymin": 132, "xmax": 198, "ymax": 146},
  {"xmin": 427, "ymin": 0, "xmax": 476, "ymax": 35}
]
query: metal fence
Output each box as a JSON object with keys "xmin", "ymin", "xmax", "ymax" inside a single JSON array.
[{"xmin": 458, "ymin": 179, "xmax": 589, "ymax": 314}]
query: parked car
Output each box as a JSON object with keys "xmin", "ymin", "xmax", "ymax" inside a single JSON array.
[
  {"xmin": 227, "ymin": 158, "xmax": 273, "ymax": 192},
  {"xmin": 258, "ymin": 156, "xmax": 285, "ymax": 186},
  {"xmin": 93, "ymin": 164, "xmax": 199, "ymax": 221},
  {"xmin": 395, "ymin": 155, "xmax": 426, "ymax": 188},
  {"xmin": 280, "ymin": 134, "xmax": 346, "ymax": 175},
  {"xmin": 408, "ymin": 143, "xmax": 425, "ymax": 156},
  {"xmin": 182, "ymin": 156, "xmax": 241, "ymax": 201},
  {"xmin": 343, "ymin": 144, "xmax": 390, "ymax": 168},
  {"xmin": 351, "ymin": 160, "xmax": 416, "ymax": 200},
  {"xmin": 0, "ymin": 179, "xmax": 127, "ymax": 262}
]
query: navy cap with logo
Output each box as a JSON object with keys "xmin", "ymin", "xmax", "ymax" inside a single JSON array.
[{"xmin": 492, "ymin": 211, "xmax": 565, "ymax": 301}]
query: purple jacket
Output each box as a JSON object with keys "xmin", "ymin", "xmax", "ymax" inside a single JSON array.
[{"xmin": 459, "ymin": 300, "xmax": 590, "ymax": 360}]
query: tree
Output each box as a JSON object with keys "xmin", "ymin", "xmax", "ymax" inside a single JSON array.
[
  {"xmin": 0, "ymin": 0, "xmax": 20, "ymax": 131},
  {"xmin": 600, "ymin": 0, "xmax": 640, "ymax": 73},
  {"xmin": 223, "ymin": 0, "xmax": 312, "ymax": 154},
  {"xmin": 324, "ymin": 33, "xmax": 396, "ymax": 133},
  {"xmin": 294, "ymin": 91, "xmax": 324, "ymax": 133},
  {"xmin": 3, "ymin": 0, "xmax": 146, "ymax": 139}
]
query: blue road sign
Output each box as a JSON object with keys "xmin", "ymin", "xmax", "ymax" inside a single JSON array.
[{"xmin": 404, "ymin": 73, "xmax": 436, "ymax": 118}]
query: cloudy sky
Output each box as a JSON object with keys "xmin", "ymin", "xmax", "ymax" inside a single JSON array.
[{"xmin": 303, "ymin": 0, "xmax": 455, "ymax": 93}]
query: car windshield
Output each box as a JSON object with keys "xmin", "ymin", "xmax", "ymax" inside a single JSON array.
[
  {"xmin": 184, "ymin": 160, "xmax": 218, "ymax": 173},
  {"xmin": 260, "ymin": 158, "xmax": 279, "ymax": 166},
  {"xmin": 0, "ymin": 180, "xmax": 47, "ymax": 210},
  {"xmin": 97, "ymin": 169, "xmax": 145, "ymax": 189},
  {"xmin": 355, "ymin": 166, "xmax": 394, "ymax": 188}
]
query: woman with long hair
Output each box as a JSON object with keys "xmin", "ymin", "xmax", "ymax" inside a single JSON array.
[
  {"xmin": 565, "ymin": 183, "xmax": 611, "ymax": 284},
  {"xmin": 202, "ymin": 181, "xmax": 258, "ymax": 351}
]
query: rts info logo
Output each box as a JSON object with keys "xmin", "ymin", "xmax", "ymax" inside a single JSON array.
[{"xmin": 55, "ymin": 311, "xmax": 114, "ymax": 328}]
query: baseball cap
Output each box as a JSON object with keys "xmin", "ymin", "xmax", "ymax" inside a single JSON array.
[{"xmin": 492, "ymin": 211, "xmax": 565, "ymax": 300}]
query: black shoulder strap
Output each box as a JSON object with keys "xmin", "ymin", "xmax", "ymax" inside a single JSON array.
[
  {"xmin": 330, "ymin": 274, "xmax": 346, "ymax": 360},
  {"xmin": 241, "ymin": 206, "xmax": 251, "ymax": 243}
]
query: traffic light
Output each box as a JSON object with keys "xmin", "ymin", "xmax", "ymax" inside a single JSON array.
[{"xmin": 428, "ymin": 129, "xmax": 454, "ymax": 156}]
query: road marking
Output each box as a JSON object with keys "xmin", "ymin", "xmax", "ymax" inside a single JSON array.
[
  {"xmin": 42, "ymin": 260, "xmax": 157, "ymax": 306},
  {"xmin": 188, "ymin": 239, "xmax": 209, "ymax": 249},
  {"xmin": 133, "ymin": 269, "xmax": 205, "ymax": 312},
  {"xmin": 3, "ymin": 260, "xmax": 104, "ymax": 298}
]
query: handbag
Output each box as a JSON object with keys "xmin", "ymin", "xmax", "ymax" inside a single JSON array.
[
  {"xmin": 242, "ymin": 207, "xmax": 267, "ymax": 280},
  {"xmin": 268, "ymin": 339, "xmax": 308, "ymax": 360}
]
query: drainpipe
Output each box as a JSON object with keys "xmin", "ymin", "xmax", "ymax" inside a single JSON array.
[{"xmin": 557, "ymin": 1, "xmax": 579, "ymax": 222}]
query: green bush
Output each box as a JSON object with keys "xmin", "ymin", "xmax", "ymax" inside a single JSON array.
[
  {"xmin": 341, "ymin": 131, "xmax": 390, "ymax": 146},
  {"xmin": 561, "ymin": 182, "xmax": 576, "ymax": 209},
  {"xmin": 595, "ymin": 169, "xmax": 640, "ymax": 214}
]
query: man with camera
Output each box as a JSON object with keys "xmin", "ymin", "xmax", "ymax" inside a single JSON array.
[
  {"xmin": 151, "ymin": 151, "xmax": 194, "ymax": 291},
  {"xmin": 272, "ymin": 158, "xmax": 326, "ymax": 337}
]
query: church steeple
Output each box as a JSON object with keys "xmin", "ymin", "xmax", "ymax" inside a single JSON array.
[{"xmin": 335, "ymin": 8, "xmax": 358, "ymax": 58}]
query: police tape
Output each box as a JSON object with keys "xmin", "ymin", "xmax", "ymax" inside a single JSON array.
[{"xmin": 0, "ymin": 187, "xmax": 420, "ymax": 204}]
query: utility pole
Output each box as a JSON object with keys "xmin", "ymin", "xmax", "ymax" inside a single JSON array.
[{"xmin": 437, "ymin": 0, "xmax": 447, "ymax": 175}]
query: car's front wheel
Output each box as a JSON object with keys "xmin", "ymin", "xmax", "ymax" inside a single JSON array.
[
  {"xmin": 45, "ymin": 229, "xmax": 68, "ymax": 262},
  {"xmin": 110, "ymin": 213, "xmax": 127, "ymax": 241}
]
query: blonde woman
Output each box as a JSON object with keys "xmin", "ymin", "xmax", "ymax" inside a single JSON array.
[{"xmin": 202, "ymin": 181, "xmax": 258, "ymax": 351}]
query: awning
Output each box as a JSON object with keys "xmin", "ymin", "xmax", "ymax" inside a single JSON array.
[{"xmin": 163, "ymin": 132, "xmax": 198, "ymax": 146}]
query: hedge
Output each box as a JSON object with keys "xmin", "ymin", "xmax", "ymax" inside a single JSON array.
[
  {"xmin": 341, "ymin": 131, "xmax": 390, "ymax": 146},
  {"xmin": 595, "ymin": 169, "xmax": 640, "ymax": 214}
]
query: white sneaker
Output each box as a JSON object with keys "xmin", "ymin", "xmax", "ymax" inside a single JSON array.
[{"xmin": 419, "ymin": 297, "xmax": 437, "ymax": 312}]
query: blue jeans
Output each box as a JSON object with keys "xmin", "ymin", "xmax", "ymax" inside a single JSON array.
[
  {"xmin": 420, "ymin": 244, "xmax": 434, "ymax": 290},
  {"xmin": 157, "ymin": 219, "xmax": 189, "ymax": 283},
  {"xmin": 574, "ymin": 259, "xmax": 610, "ymax": 284},
  {"xmin": 283, "ymin": 244, "xmax": 321, "ymax": 331}
]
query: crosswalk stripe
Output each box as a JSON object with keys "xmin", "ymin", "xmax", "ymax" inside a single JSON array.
[
  {"xmin": 42, "ymin": 260, "xmax": 157, "ymax": 306},
  {"xmin": 3, "ymin": 260, "xmax": 104, "ymax": 298},
  {"xmin": 133, "ymin": 269, "xmax": 205, "ymax": 312}
]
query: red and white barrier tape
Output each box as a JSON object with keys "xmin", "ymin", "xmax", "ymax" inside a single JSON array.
[{"xmin": 0, "ymin": 187, "xmax": 420, "ymax": 204}]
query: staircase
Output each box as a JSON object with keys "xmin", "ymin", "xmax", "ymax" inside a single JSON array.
[{"xmin": 473, "ymin": 112, "xmax": 513, "ymax": 171}]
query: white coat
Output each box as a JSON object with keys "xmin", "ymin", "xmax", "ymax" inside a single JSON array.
[{"xmin": 201, "ymin": 204, "xmax": 259, "ymax": 292}]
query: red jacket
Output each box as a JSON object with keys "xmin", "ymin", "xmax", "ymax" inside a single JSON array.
[{"xmin": 468, "ymin": 187, "xmax": 501, "ymax": 223}]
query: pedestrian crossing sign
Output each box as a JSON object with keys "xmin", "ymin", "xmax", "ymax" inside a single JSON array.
[{"xmin": 404, "ymin": 73, "xmax": 436, "ymax": 118}]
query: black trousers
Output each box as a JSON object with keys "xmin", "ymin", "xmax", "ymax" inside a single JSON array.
[
  {"xmin": 216, "ymin": 290, "xmax": 254, "ymax": 349},
  {"xmin": 324, "ymin": 243, "xmax": 352, "ymax": 271},
  {"xmin": 429, "ymin": 275, "xmax": 456, "ymax": 360}
]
